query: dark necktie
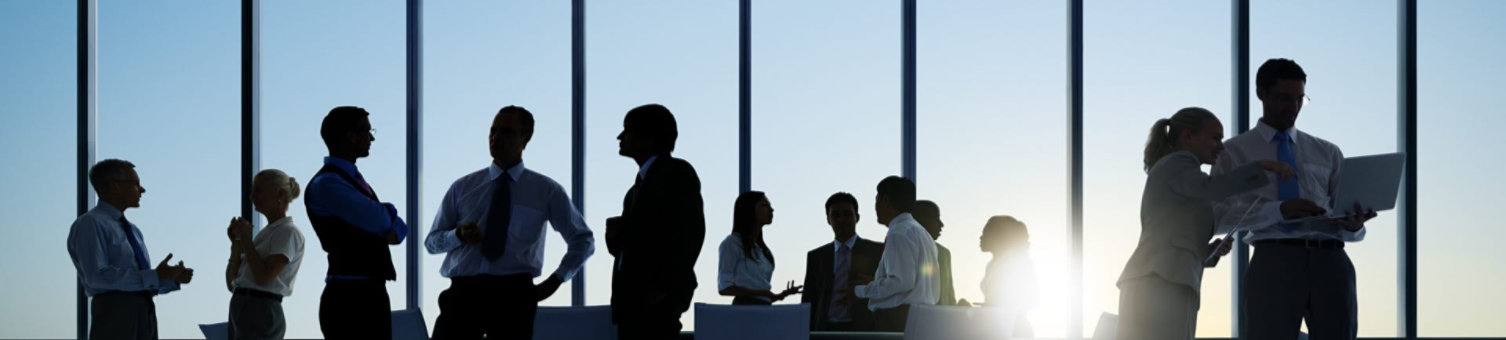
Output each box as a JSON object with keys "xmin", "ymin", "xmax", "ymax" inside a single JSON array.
[
  {"xmin": 1275, "ymin": 132, "xmax": 1301, "ymax": 231},
  {"xmin": 482, "ymin": 175, "xmax": 512, "ymax": 261},
  {"xmin": 830, "ymin": 243, "xmax": 852, "ymax": 322},
  {"xmin": 120, "ymin": 217, "xmax": 150, "ymax": 270}
]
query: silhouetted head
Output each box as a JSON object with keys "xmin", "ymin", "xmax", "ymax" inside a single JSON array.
[
  {"xmin": 874, "ymin": 176, "xmax": 916, "ymax": 226},
  {"xmin": 251, "ymin": 169, "xmax": 300, "ymax": 218},
  {"xmin": 825, "ymin": 192, "xmax": 861, "ymax": 242},
  {"xmin": 913, "ymin": 200, "xmax": 944, "ymax": 241},
  {"xmin": 1255, "ymin": 58, "xmax": 1307, "ymax": 131},
  {"xmin": 1144, "ymin": 107, "xmax": 1224, "ymax": 170},
  {"xmin": 732, "ymin": 191, "xmax": 775, "ymax": 264},
  {"xmin": 320, "ymin": 106, "xmax": 374, "ymax": 160},
  {"xmin": 490, "ymin": 105, "xmax": 535, "ymax": 168},
  {"xmin": 617, "ymin": 104, "xmax": 678, "ymax": 162},
  {"xmin": 89, "ymin": 159, "xmax": 144, "ymax": 210},
  {"xmin": 980, "ymin": 215, "xmax": 1029, "ymax": 254}
]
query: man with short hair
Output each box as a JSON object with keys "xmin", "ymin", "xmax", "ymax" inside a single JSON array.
[
  {"xmin": 305, "ymin": 106, "xmax": 410, "ymax": 340},
  {"xmin": 855, "ymin": 176, "xmax": 940, "ymax": 332},
  {"xmin": 69, "ymin": 159, "xmax": 195, "ymax": 340},
  {"xmin": 802, "ymin": 192, "xmax": 884, "ymax": 331},
  {"xmin": 1214, "ymin": 58, "xmax": 1377, "ymax": 340},
  {"xmin": 426, "ymin": 106, "xmax": 596, "ymax": 340},
  {"xmin": 912, "ymin": 200, "xmax": 956, "ymax": 306}
]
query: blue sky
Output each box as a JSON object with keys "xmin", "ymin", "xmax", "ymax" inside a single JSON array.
[{"xmin": 2, "ymin": 0, "xmax": 1503, "ymax": 338}]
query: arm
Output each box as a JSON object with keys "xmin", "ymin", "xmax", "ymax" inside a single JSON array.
[
  {"xmin": 425, "ymin": 182, "xmax": 465, "ymax": 254},
  {"xmin": 1327, "ymin": 149, "xmax": 1368, "ymax": 241},
  {"xmin": 224, "ymin": 248, "xmax": 240, "ymax": 292},
  {"xmin": 234, "ymin": 227, "xmax": 295, "ymax": 287},
  {"xmin": 1165, "ymin": 156, "xmax": 1270, "ymax": 202},
  {"xmin": 68, "ymin": 220, "xmax": 168, "ymax": 293},
  {"xmin": 1211, "ymin": 151, "xmax": 1287, "ymax": 233},
  {"xmin": 716, "ymin": 238, "xmax": 771, "ymax": 298},
  {"xmin": 801, "ymin": 251, "xmax": 819, "ymax": 305},
  {"xmin": 547, "ymin": 185, "xmax": 595, "ymax": 281},
  {"xmin": 306, "ymin": 175, "xmax": 406, "ymax": 237},
  {"xmin": 855, "ymin": 235, "xmax": 918, "ymax": 300}
]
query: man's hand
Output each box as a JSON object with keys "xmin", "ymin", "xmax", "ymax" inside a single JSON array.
[
  {"xmin": 456, "ymin": 222, "xmax": 482, "ymax": 244},
  {"xmin": 155, "ymin": 253, "xmax": 183, "ymax": 281},
  {"xmin": 176, "ymin": 267, "xmax": 194, "ymax": 284},
  {"xmin": 1280, "ymin": 199, "xmax": 1327, "ymax": 219},
  {"xmin": 1332, "ymin": 202, "xmax": 1377, "ymax": 232},
  {"xmin": 534, "ymin": 274, "xmax": 564, "ymax": 302}
]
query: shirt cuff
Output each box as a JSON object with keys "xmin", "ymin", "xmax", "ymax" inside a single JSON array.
[
  {"xmin": 855, "ymin": 284, "xmax": 870, "ymax": 298},
  {"xmin": 139, "ymin": 269, "xmax": 160, "ymax": 291}
]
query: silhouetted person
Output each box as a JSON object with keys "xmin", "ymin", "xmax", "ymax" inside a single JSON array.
[
  {"xmin": 305, "ymin": 106, "xmax": 410, "ymax": 340},
  {"xmin": 606, "ymin": 104, "xmax": 706, "ymax": 340},
  {"xmin": 1216, "ymin": 59, "xmax": 1376, "ymax": 340},
  {"xmin": 425, "ymin": 106, "xmax": 596, "ymax": 340},
  {"xmin": 718, "ymin": 191, "xmax": 802, "ymax": 305},
  {"xmin": 69, "ymin": 159, "xmax": 194, "ymax": 340},
  {"xmin": 1118, "ymin": 108, "xmax": 1291, "ymax": 340},
  {"xmin": 912, "ymin": 200, "xmax": 956, "ymax": 306},
  {"xmin": 855, "ymin": 176, "xmax": 939, "ymax": 332},
  {"xmin": 979, "ymin": 215, "xmax": 1038, "ymax": 337},
  {"xmin": 225, "ymin": 169, "xmax": 306, "ymax": 340},
  {"xmin": 802, "ymin": 192, "xmax": 884, "ymax": 331}
]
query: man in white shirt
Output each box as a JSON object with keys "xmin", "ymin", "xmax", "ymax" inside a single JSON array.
[
  {"xmin": 68, "ymin": 159, "xmax": 194, "ymax": 340},
  {"xmin": 1213, "ymin": 58, "xmax": 1377, "ymax": 340},
  {"xmin": 425, "ymin": 106, "xmax": 596, "ymax": 340},
  {"xmin": 855, "ymin": 176, "xmax": 940, "ymax": 332}
]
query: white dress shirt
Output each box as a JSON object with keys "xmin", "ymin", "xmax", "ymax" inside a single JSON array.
[
  {"xmin": 67, "ymin": 202, "xmax": 181, "ymax": 296},
  {"xmin": 717, "ymin": 233, "xmax": 774, "ymax": 302},
  {"xmin": 425, "ymin": 161, "xmax": 596, "ymax": 281},
  {"xmin": 232, "ymin": 216, "xmax": 306, "ymax": 296},
  {"xmin": 855, "ymin": 213, "xmax": 940, "ymax": 310},
  {"xmin": 1212, "ymin": 121, "xmax": 1366, "ymax": 242}
]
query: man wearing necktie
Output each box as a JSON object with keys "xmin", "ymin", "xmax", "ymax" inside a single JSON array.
[
  {"xmin": 425, "ymin": 106, "xmax": 595, "ymax": 340},
  {"xmin": 606, "ymin": 104, "xmax": 706, "ymax": 340},
  {"xmin": 69, "ymin": 159, "xmax": 194, "ymax": 340},
  {"xmin": 305, "ymin": 106, "xmax": 411, "ymax": 340},
  {"xmin": 802, "ymin": 192, "xmax": 883, "ymax": 331},
  {"xmin": 1212, "ymin": 59, "xmax": 1378, "ymax": 340}
]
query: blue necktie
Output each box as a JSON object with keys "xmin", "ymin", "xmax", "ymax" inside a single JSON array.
[
  {"xmin": 1275, "ymin": 132, "xmax": 1301, "ymax": 231},
  {"xmin": 482, "ymin": 175, "xmax": 512, "ymax": 261},
  {"xmin": 120, "ymin": 217, "xmax": 150, "ymax": 270}
]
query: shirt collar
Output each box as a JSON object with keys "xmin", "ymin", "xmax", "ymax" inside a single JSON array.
[
  {"xmin": 488, "ymin": 161, "xmax": 526, "ymax": 182},
  {"xmin": 94, "ymin": 201, "xmax": 124, "ymax": 220},
  {"xmin": 637, "ymin": 155, "xmax": 660, "ymax": 180},
  {"xmin": 833, "ymin": 235, "xmax": 857, "ymax": 250},
  {"xmin": 1254, "ymin": 120, "xmax": 1299, "ymax": 144},
  {"xmin": 889, "ymin": 212, "xmax": 917, "ymax": 229},
  {"xmin": 322, "ymin": 156, "xmax": 361, "ymax": 178}
]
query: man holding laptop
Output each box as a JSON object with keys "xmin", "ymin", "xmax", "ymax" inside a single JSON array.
[{"xmin": 1212, "ymin": 58, "xmax": 1380, "ymax": 340}]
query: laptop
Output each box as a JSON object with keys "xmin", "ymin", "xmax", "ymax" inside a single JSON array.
[{"xmin": 1297, "ymin": 152, "xmax": 1407, "ymax": 221}]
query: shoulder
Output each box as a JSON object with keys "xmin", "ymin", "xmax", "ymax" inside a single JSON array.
[
  {"xmin": 521, "ymin": 169, "xmax": 567, "ymax": 193},
  {"xmin": 657, "ymin": 157, "xmax": 698, "ymax": 177},
  {"xmin": 720, "ymin": 234, "xmax": 743, "ymax": 248},
  {"xmin": 856, "ymin": 238, "xmax": 883, "ymax": 250},
  {"xmin": 1298, "ymin": 131, "xmax": 1343, "ymax": 158},
  {"xmin": 808, "ymin": 243, "xmax": 833, "ymax": 256},
  {"xmin": 1149, "ymin": 151, "xmax": 1200, "ymax": 174}
]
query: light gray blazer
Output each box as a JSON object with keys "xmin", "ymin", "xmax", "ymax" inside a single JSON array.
[{"xmin": 1117, "ymin": 151, "xmax": 1268, "ymax": 295}]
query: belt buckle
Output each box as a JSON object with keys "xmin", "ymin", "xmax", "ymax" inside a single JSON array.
[{"xmin": 1303, "ymin": 239, "xmax": 1322, "ymax": 248}]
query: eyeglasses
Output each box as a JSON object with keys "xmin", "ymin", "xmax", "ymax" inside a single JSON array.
[{"xmin": 1269, "ymin": 92, "xmax": 1312, "ymax": 107}]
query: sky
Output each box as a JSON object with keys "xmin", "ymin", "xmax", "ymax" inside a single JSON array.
[{"xmin": 1, "ymin": 0, "xmax": 1503, "ymax": 339}]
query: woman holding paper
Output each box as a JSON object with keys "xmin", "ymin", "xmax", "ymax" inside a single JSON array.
[{"xmin": 1115, "ymin": 107, "xmax": 1293, "ymax": 340}]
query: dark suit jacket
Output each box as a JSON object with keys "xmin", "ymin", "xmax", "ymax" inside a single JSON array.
[
  {"xmin": 608, "ymin": 156, "xmax": 706, "ymax": 321},
  {"xmin": 937, "ymin": 244, "xmax": 956, "ymax": 306},
  {"xmin": 801, "ymin": 237, "xmax": 883, "ymax": 331}
]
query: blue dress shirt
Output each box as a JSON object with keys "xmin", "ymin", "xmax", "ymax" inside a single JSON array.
[
  {"xmin": 425, "ymin": 161, "xmax": 595, "ymax": 281},
  {"xmin": 67, "ymin": 202, "xmax": 181, "ymax": 296}
]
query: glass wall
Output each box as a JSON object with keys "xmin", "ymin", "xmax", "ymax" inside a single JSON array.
[
  {"xmin": 917, "ymin": 0, "xmax": 1070, "ymax": 337},
  {"xmin": 1251, "ymin": 0, "xmax": 1399, "ymax": 336},
  {"xmin": 0, "ymin": 1, "xmax": 78, "ymax": 338},
  {"xmin": 420, "ymin": 0, "xmax": 576, "ymax": 330},
  {"xmin": 1418, "ymin": 0, "xmax": 1506, "ymax": 336},
  {"xmin": 261, "ymin": 0, "xmax": 408, "ymax": 337}
]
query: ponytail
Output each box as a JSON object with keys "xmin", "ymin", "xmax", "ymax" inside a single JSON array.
[{"xmin": 1142, "ymin": 107, "xmax": 1219, "ymax": 171}]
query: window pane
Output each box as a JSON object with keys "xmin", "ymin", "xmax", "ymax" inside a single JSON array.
[
  {"xmin": 0, "ymin": 1, "xmax": 77, "ymax": 338},
  {"xmin": 583, "ymin": 0, "xmax": 738, "ymax": 330},
  {"xmin": 96, "ymin": 1, "xmax": 239, "ymax": 338},
  {"xmin": 421, "ymin": 0, "xmax": 575, "ymax": 330},
  {"xmin": 1084, "ymin": 1, "xmax": 1232, "ymax": 337},
  {"xmin": 262, "ymin": 1, "xmax": 408, "ymax": 337},
  {"xmin": 750, "ymin": 0, "xmax": 900, "ymax": 327},
  {"xmin": 1251, "ymin": 0, "xmax": 1398, "ymax": 336},
  {"xmin": 1418, "ymin": 0, "xmax": 1506, "ymax": 336},
  {"xmin": 918, "ymin": 0, "xmax": 1070, "ymax": 337}
]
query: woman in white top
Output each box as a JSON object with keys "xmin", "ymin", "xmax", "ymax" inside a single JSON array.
[
  {"xmin": 1116, "ymin": 108, "xmax": 1292, "ymax": 340},
  {"xmin": 718, "ymin": 191, "xmax": 801, "ymax": 305},
  {"xmin": 979, "ymin": 215, "xmax": 1038, "ymax": 337},
  {"xmin": 225, "ymin": 169, "xmax": 307, "ymax": 340}
]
